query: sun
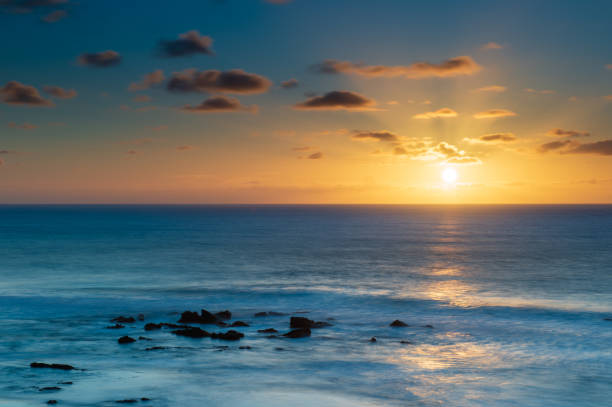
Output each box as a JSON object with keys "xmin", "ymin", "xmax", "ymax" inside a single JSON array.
[{"xmin": 442, "ymin": 167, "xmax": 458, "ymax": 184}]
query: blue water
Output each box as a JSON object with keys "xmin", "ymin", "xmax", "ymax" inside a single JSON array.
[{"xmin": 1, "ymin": 205, "xmax": 611, "ymax": 406}]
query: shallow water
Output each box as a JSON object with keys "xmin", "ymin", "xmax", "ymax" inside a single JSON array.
[{"xmin": 1, "ymin": 205, "xmax": 611, "ymax": 406}]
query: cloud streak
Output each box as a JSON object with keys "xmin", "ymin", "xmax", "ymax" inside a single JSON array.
[
  {"xmin": 413, "ymin": 108, "xmax": 457, "ymax": 119},
  {"xmin": 547, "ymin": 128, "xmax": 590, "ymax": 138},
  {"xmin": 43, "ymin": 85, "xmax": 77, "ymax": 99},
  {"xmin": 78, "ymin": 50, "xmax": 121, "ymax": 67},
  {"xmin": 129, "ymin": 70, "xmax": 165, "ymax": 91},
  {"xmin": 473, "ymin": 109, "xmax": 516, "ymax": 119},
  {"xmin": 352, "ymin": 131, "xmax": 399, "ymax": 142},
  {"xmin": 293, "ymin": 90, "xmax": 376, "ymax": 111},
  {"xmin": 180, "ymin": 96, "xmax": 257, "ymax": 113},
  {"xmin": 159, "ymin": 30, "xmax": 214, "ymax": 57},
  {"xmin": 313, "ymin": 56, "xmax": 481, "ymax": 79}
]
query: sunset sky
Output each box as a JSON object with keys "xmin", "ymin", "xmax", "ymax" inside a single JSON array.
[{"xmin": 1, "ymin": 0, "xmax": 611, "ymax": 203}]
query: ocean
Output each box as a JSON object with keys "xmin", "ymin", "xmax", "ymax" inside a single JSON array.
[{"xmin": 1, "ymin": 205, "xmax": 611, "ymax": 406}]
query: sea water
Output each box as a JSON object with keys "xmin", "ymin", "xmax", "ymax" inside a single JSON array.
[{"xmin": 0, "ymin": 205, "xmax": 611, "ymax": 406}]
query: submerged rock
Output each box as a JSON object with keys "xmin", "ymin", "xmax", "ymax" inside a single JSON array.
[
  {"xmin": 257, "ymin": 328, "xmax": 278, "ymax": 333},
  {"xmin": 111, "ymin": 316, "xmax": 135, "ymax": 324},
  {"xmin": 282, "ymin": 328, "xmax": 311, "ymax": 338},
  {"xmin": 145, "ymin": 346, "xmax": 169, "ymax": 351},
  {"xmin": 229, "ymin": 321, "xmax": 249, "ymax": 327},
  {"xmin": 106, "ymin": 324, "xmax": 125, "ymax": 329},
  {"xmin": 400, "ymin": 340, "xmax": 414, "ymax": 345},
  {"xmin": 138, "ymin": 336, "xmax": 151, "ymax": 341},
  {"xmin": 254, "ymin": 311, "xmax": 286, "ymax": 317},
  {"xmin": 115, "ymin": 400, "xmax": 138, "ymax": 404},
  {"xmin": 118, "ymin": 336, "xmax": 136, "ymax": 344},
  {"xmin": 369, "ymin": 337, "xmax": 377, "ymax": 343},
  {"xmin": 137, "ymin": 314, "xmax": 145, "ymax": 321},
  {"xmin": 30, "ymin": 362, "xmax": 75, "ymax": 370},
  {"xmin": 46, "ymin": 401, "xmax": 57, "ymax": 405},
  {"xmin": 390, "ymin": 320, "xmax": 409, "ymax": 327},
  {"xmin": 39, "ymin": 387, "xmax": 61, "ymax": 392},
  {"xmin": 290, "ymin": 316, "xmax": 332, "ymax": 329},
  {"xmin": 210, "ymin": 330, "xmax": 244, "ymax": 341},
  {"xmin": 144, "ymin": 323, "xmax": 162, "ymax": 331}
]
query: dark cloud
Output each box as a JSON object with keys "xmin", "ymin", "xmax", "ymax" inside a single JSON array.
[
  {"xmin": 313, "ymin": 56, "xmax": 481, "ymax": 79},
  {"xmin": 159, "ymin": 30, "xmax": 214, "ymax": 57},
  {"xmin": 280, "ymin": 78, "xmax": 299, "ymax": 89},
  {"xmin": 1, "ymin": 81, "xmax": 53, "ymax": 106},
  {"xmin": 308, "ymin": 152, "xmax": 323, "ymax": 159},
  {"xmin": 464, "ymin": 133, "xmax": 516, "ymax": 143},
  {"xmin": 293, "ymin": 90, "xmax": 376, "ymax": 111},
  {"xmin": 129, "ymin": 69, "xmax": 165, "ymax": 91},
  {"xmin": 538, "ymin": 140, "xmax": 574, "ymax": 153},
  {"xmin": 41, "ymin": 9, "xmax": 66, "ymax": 22},
  {"xmin": 167, "ymin": 69, "xmax": 272, "ymax": 94},
  {"xmin": 180, "ymin": 96, "xmax": 257, "ymax": 113},
  {"xmin": 352, "ymin": 131, "xmax": 399, "ymax": 142},
  {"xmin": 43, "ymin": 85, "xmax": 77, "ymax": 99},
  {"xmin": 78, "ymin": 50, "xmax": 121, "ymax": 67},
  {"xmin": 547, "ymin": 128, "xmax": 590, "ymax": 138},
  {"xmin": 566, "ymin": 140, "xmax": 612, "ymax": 156}
]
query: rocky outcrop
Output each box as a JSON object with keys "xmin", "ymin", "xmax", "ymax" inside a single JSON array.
[
  {"xmin": 30, "ymin": 362, "xmax": 75, "ymax": 370},
  {"xmin": 390, "ymin": 320, "xmax": 409, "ymax": 327},
  {"xmin": 290, "ymin": 316, "xmax": 332, "ymax": 329},
  {"xmin": 282, "ymin": 328, "xmax": 311, "ymax": 338},
  {"xmin": 118, "ymin": 336, "xmax": 136, "ymax": 344}
]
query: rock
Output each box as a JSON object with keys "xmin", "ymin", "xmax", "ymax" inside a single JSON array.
[
  {"xmin": 145, "ymin": 346, "xmax": 169, "ymax": 351},
  {"xmin": 215, "ymin": 310, "xmax": 232, "ymax": 320},
  {"xmin": 172, "ymin": 327, "xmax": 210, "ymax": 338},
  {"xmin": 604, "ymin": 317, "xmax": 612, "ymax": 321},
  {"xmin": 423, "ymin": 324, "xmax": 434, "ymax": 329},
  {"xmin": 254, "ymin": 311, "xmax": 285, "ymax": 317},
  {"xmin": 257, "ymin": 328, "xmax": 278, "ymax": 333},
  {"xmin": 46, "ymin": 401, "xmax": 58, "ymax": 405},
  {"xmin": 254, "ymin": 312, "xmax": 268, "ymax": 317},
  {"xmin": 116, "ymin": 400, "xmax": 138, "ymax": 404},
  {"xmin": 282, "ymin": 328, "xmax": 311, "ymax": 338},
  {"xmin": 111, "ymin": 316, "xmax": 135, "ymax": 324},
  {"xmin": 106, "ymin": 324, "xmax": 125, "ymax": 329},
  {"xmin": 229, "ymin": 321, "xmax": 249, "ymax": 327},
  {"xmin": 275, "ymin": 347, "xmax": 285, "ymax": 351},
  {"xmin": 30, "ymin": 362, "xmax": 75, "ymax": 370},
  {"xmin": 369, "ymin": 337, "xmax": 377, "ymax": 342},
  {"xmin": 400, "ymin": 340, "xmax": 414, "ymax": 345},
  {"xmin": 144, "ymin": 323, "xmax": 162, "ymax": 331},
  {"xmin": 138, "ymin": 336, "xmax": 151, "ymax": 341},
  {"xmin": 210, "ymin": 330, "xmax": 244, "ymax": 341},
  {"xmin": 141, "ymin": 398, "xmax": 151, "ymax": 402},
  {"xmin": 178, "ymin": 309, "xmax": 217, "ymax": 324},
  {"xmin": 239, "ymin": 346, "xmax": 252, "ymax": 350},
  {"xmin": 290, "ymin": 316, "xmax": 331, "ymax": 329},
  {"xmin": 58, "ymin": 381, "xmax": 72, "ymax": 385},
  {"xmin": 118, "ymin": 336, "xmax": 136, "ymax": 344},
  {"xmin": 39, "ymin": 387, "xmax": 61, "ymax": 392},
  {"xmin": 390, "ymin": 320, "xmax": 409, "ymax": 327},
  {"xmin": 137, "ymin": 314, "xmax": 145, "ymax": 321}
]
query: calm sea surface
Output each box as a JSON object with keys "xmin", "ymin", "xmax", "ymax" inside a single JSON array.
[{"xmin": 1, "ymin": 205, "xmax": 611, "ymax": 406}]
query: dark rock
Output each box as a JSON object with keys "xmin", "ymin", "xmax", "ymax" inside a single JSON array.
[
  {"xmin": 118, "ymin": 336, "xmax": 136, "ymax": 344},
  {"xmin": 138, "ymin": 336, "xmax": 151, "ymax": 341},
  {"xmin": 58, "ymin": 381, "xmax": 72, "ymax": 385},
  {"xmin": 369, "ymin": 337, "xmax": 377, "ymax": 343},
  {"xmin": 400, "ymin": 340, "xmax": 414, "ymax": 345},
  {"xmin": 111, "ymin": 316, "xmax": 135, "ymax": 324},
  {"xmin": 178, "ymin": 309, "xmax": 217, "ymax": 324},
  {"xmin": 172, "ymin": 327, "xmax": 210, "ymax": 338},
  {"xmin": 275, "ymin": 347, "xmax": 284, "ymax": 351},
  {"xmin": 390, "ymin": 320, "xmax": 409, "ymax": 327},
  {"xmin": 604, "ymin": 317, "xmax": 612, "ymax": 321},
  {"xmin": 229, "ymin": 321, "xmax": 249, "ymax": 327},
  {"xmin": 141, "ymin": 398, "xmax": 151, "ymax": 402},
  {"xmin": 254, "ymin": 312, "xmax": 269, "ymax": 317},
  {"xmin": 215, "ymin": 310, "xmax": 232, "ymax": 320},
  {"xmin": 290, "ymin": 316, "xmax": 331, "ymax": 329},
  {"xmin": 106, "ymin": 324, "xmax": 125, "ymax": 329},
  {"xmin": 423, "ymin": 324, "xmax": 434, "ymax": 329},
  {"xmin": 210, "ymin": 330, "xmax": 244, "ymax": 341},
  {"xmin": 257, "ymin": 328, "xmax": 278, "ymax": 333},
  {"xmin": 46, "ymin": 401, "xmax": 57, "ymax": 405},
  {"xmin": 254, "ymin": 311, "xmax": 285, "ymax": 317},
  {"xmin": 282, "ymin": 328, "xmax": 311, "ymax": 338},
  {"xmin": 239, "ymin": 346, "xmax": 252, "ymax": 350},
  {"xmin": 216, "ymin": 321, "xmax": 228, "ymax": 327},
  {"xmin": 144, "ymin": 323, "xmax": 162, "ymax": 331},
  {"xmin": 30, "ymin": 362, "xmax": 75, "ymax": 371},
  {"xmin": 116, "ymin": 400, "xmax": 138, "ymax": 404},
  {"xmin": 145, "ymin": 346, "xmax": 169, "ymax": 351},
  {"xmin": 39, "ymin": 387, "xmax": 61, "ymax": 392},
  {"xmin": 137, "ymin": 314, "xmax": 145, "ymax": 321}
]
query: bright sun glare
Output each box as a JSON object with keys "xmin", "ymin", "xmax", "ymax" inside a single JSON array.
[{"xmin": 442, "ymin": 167, "xmax": 458, "ymax": 184}]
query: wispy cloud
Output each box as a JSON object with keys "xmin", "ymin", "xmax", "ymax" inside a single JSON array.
[
  {"xmin": 180, "ymin": 96, "xmax": 257, "ymax": 113},
  {"xmin": 280, "ymin": 78, "xmax": 299, "ymax": 89},
  {"xmin": 313, "ymin": 56, "xmax": 481, "ymax": 79},
  {"xmin": 43, "ymin": 85, "xmax": 77, "ymax": 99},
  {"xmin": 547, "ymin": 128, "xmax": 590, "ymax": 138},
  {"xmin": 78, "ymin": 50, "xmax": 121, "ymax": 67},
  {"xmin": 413, "ymin": 108, "xmax": 457, "ymax": 119},
  {"xmin": 481, "ymin": 42, "xmax": 503, "ymax": 50},
  {"xmin": 524, "ymin": 88, "xmax": 555, "ymax": 94},
  {"xmin": 129, "ymin": 70, "xmax": 165, "ymax": 91},
  {"xmin": 464, "ymin": 133, "xmax": 516, "ymax": 143},
  {"xmin": 473, "ymin": 109, "xmax": 516, "ymax": 119},
  {"xmin": 41, "ymin": 9, "xmax": 66, "ymax": 23},
  {"xmin": 473, "ymin": 85, "xmax": 507, "ymax": 93},
  {"xmin": 352, "ymin": 130, "xmax": 399, "ymax": 142}
]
